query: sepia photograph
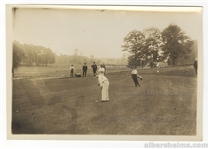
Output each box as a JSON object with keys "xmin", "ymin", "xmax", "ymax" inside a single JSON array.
[{"xmin": 6, "ymin": 5, "xmax": 203, "ymax": 141}]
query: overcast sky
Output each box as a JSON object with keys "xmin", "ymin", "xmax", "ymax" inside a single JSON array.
[{"xmin": 13, "ymin": 6, "xmax": 202, "ymax": 58}]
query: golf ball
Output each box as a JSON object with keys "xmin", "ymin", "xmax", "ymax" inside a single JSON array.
[{"xmin": 95, "ymin": 100, "xmax": 98, "ymax": 102}]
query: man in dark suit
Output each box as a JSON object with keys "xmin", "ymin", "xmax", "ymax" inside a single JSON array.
[
  {"xmin": 194, "ymin": 58, "xmax": 198, "ymax": 75},
  {"xmin": 91, "ymin": 62, "xmax": 97, "ymax": 76},
  {"xmin": 82, "ymin": 63, "xmax": 88, "ymax": 77}
]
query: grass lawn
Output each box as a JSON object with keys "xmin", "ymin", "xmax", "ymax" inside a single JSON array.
[
  {"xmin": 13, "ymin": 65, "xmax": 130, "ymax": 78},
  {"xmin": 12, "ymin": 65, "xmax": 197, "ymax": 135}
]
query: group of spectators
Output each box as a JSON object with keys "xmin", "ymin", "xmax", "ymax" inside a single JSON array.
[{"xmin": 69, "ymin": 62, "xmax": 106, "ymax": 77}]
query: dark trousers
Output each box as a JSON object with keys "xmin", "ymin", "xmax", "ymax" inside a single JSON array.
[
  {"xmin": 195, "ymin": 68, "xmax": 197, "ymax": 74},
  {"xmin": 70, "ymin": 72, "xmax": 74, "ymax": 77},
  {"xmin": 132, "ymin": 74, "xmax": 140, "ymax": 86},
  {"xmin": 83, "ymin": 70, "xmax": 87, "ymax": 76},
  {"xmin": 93, "ymin": 69, "xmax": 97, "ymax": 76}
]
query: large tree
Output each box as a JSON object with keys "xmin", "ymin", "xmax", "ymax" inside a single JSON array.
[
  {"xmin": 122, "ymin": 30, "xmax": 145, "ymax": 67},
  {"xmin": 143, "ymin": 27, "xmax": 163, "ymax": 67},
  {"xmin": 161, "ymin": 24, "xmax": 194, "ymax": 65},
  {"xmin": 122, "ymin": 28, "xmax": 164, "ymax": 67}
]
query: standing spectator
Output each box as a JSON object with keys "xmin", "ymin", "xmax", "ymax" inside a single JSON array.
[
  {"xmin": 70, "ymin": 65, "xmax": 74, "ymax": 77},
  {"xmin": 91, "ymin": 62, "xmax": 97, "ymax": 77},
  {"xmin": 82, "ymin": 63, "xmax": 88, "ymax": 77},
  {"xmin": 150, "ymin": 61, "xmax": 154, "ymax": 68},
  {"xmin": 194, "ymin": 58, "xmax": 198, "ymax": 75}
]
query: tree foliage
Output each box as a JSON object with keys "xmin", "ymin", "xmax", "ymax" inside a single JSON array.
[
  {"xmin": 122, "ymin": 28, "xmax": 163, "ymax": 67},
  {"xmin": 143, "ymin": 28, "xmax": 164, "ymax": 65},
  {"xmin": 13, "ymin": 42, "xmax": 26, "ymax": 69},
  {"xmin": 122, "ymin": 24, "xmax": 194, "ymax": 67},
  {"xmin": 13, "ymin": 41, "xmax": 56, "ymax": 68},
  {"xmin": 161, "ymin": 24, "xmax": 193, "ymax": 65},
  {"xmin": 122, "ymin": 30, "xmax": 145, "ymax": 66}
]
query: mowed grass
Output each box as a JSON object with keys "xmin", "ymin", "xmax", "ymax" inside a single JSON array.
[
  {"xmin": 13, "ymin": 65, "xmax": 129, "ymax": 78},
  {"xmin": 12, "ymin": 66, "xmax": 197, "ymax": 135},
  {"xmin": 14, "ymin": 64, "xmax": 196, "ymax": 79}
]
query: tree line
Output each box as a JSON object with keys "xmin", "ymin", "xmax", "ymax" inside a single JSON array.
[
  {"xmin": 55, "ymin": 54, "xmax": 127, "ymax": 66},
  {"xmin": 13, "ymin": 41, "xmax": 55, "ymax": 69},
  {"xmin": 122, "ymin": 24, "xmax": 194, "ymax": 67},
  {"xmin": 13, "ymin": 42, "xmax": 128, "ymax": 70},
  {"xmin": 54, "ymin": 49, "xmax": 128, "ymax": 67}
]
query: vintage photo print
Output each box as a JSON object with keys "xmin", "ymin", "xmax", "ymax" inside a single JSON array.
[{"xmin": 6, "ymin": 5, "xmax": 203, "ymax": 141}]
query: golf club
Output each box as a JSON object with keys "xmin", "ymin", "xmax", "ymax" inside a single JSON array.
[
  {"xmin": 96, "ymin": 87, "xmax": 102, "ymax": 114},
  {"xmin": 95, "ymin": 87, "xmax": 102, "ymax": 102}
]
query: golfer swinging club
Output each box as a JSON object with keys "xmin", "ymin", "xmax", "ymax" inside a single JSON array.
[
  {"xmin": 96, "ymin": 74, "xmax": 109, "ymax": 102},
  {"xmin": 131, "ymin": 67, "xmax": 142, "ymax": 87}
]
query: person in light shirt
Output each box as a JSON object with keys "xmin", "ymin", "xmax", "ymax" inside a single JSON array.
[
  {"xmin": 69, "ymin": 65, "xmax": 74, "ymax": 77},
  {"xmin": 96, "ymin": 74, "xmax": 109, "ymax": 102},
  {"xmin": 131, "ymin": 67, "xmax": 142, "ymax": 87},
  {"xmin": 98, "ymin": 64, "xmax": 105, "ymax": 76}
]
